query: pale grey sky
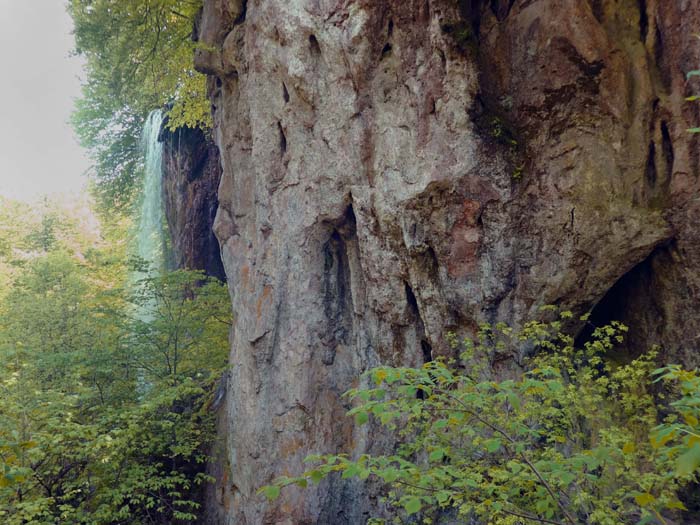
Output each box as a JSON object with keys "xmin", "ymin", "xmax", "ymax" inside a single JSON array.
[{"xmin": 0, "ymin": 1, "xmax": 90, "ymax": 202}]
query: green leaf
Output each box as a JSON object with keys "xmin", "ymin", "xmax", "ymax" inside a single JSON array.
[
  {"xmin": 436, "ymin": 490, "xmax": 451, "ymax": 505},
  {"xmin": 559, "ymin": 471, "xmax": 576, "ymax": 485},
  {"xmin": 666, "ymin": 499, "xmax": 688, "ymax": 511},
  {"xmin": 263, "ymin": 485, "xmax": 280, "ymax": 500},
  {"xmin": 404, "ymin": 496, "xmax": 422, "ymax": 515},
  {"xmin": 676, "ymin": 443, "xmax": 700, "ymax": 476},
  {"xmin": 383, "ymin": 468, "xmax": 399, "ymax": 483},
  {"xmin": 309, "ymin": 470, "xmax": 324, "ymax": 484},
  {"xmin": 342, "ymin": 464, "xmax": 361, "ymax": 479},
  {"xmin": 433, "ymin": 419, "xmax": 449, "ymax": 430},
  {"xmin": 294, "ymin": 478, "xmax": 308, "ymax": 488},
  {"xmin": 355, "ymin": 411, "xmax": 369, "ymax": 426},
  {"xmin": 650, "ymin": 426, "xmax": 677, "ymax": 449},
  {"xmin": 546, "ymin": 380, "xmax": 564, "ymax": 392},
  {"xmin": 484, "ymin": 438, "xmax": 502, "ymax": 453},
  {"xmin": 429, "ymin": 449, "xmax": 445, "ymax": 462},
  {"xmin": 535, "ymin": 499, "xmax": 550, "ymax": 514},
  {"xmin": 507, "ymin": 391, "xmax": 521, "ymax": 410}
]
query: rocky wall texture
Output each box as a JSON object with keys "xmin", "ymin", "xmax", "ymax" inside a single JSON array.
[
  {"xmin": 194, "ymin": 0, "xmax": 700, "ymax": 522},
  {"xmin": 161, "ymin": 124, "xmax": 226, "ymax": 281}
]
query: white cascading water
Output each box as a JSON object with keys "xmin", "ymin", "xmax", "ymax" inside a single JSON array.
[
  {"xmin": 134, "ymin": 110, "xmax": 166, "ymax": 394},
  {"xmin": 137, "ymin": 110, "xmax": 166, "ymax": 276}
]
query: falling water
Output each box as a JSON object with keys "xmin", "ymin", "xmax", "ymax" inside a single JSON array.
[
  {"xmin": 133, "ymin": 110, "xmax": 167, "ymax": 395},
  {"xmin": 137, "ymin": 110, "xmax": 166, "ymax": 275}
]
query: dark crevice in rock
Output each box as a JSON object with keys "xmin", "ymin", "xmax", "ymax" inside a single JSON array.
[
  {"xmin": 645, "ymin": 141, "xmax": 657, "ymax": 187},
  {"xmin": 654, "ymin": 25, "xmax": 671, "ymax": 91},
  {"xmin": 193, "ymin": 7, "xmax": 203, "ymax": 42},
  {"xmin": 159, "ymin": 124, "xmax": 226, "ymax": 281},
  {"xmin": 460, "ymin": 0, "xmax": 484, "ymax": 36},
  {"xmin": 421, "ymin": 340, "xmax": 433, "ymax": 363},
  {"xmin": 440, "ymin": 21, "xmax": 477, "ymax": 54},
  {"xmin": 660, "ymin": 120, "xmax": 674, "ymax": 177},
  {"xmin": 575, "ymin": 243, "xmax": 673, "ymax": 359},
  {"xmin": 234, "ymin": 0, "xmax": 247, "ymax": 25},
  {"xmin": 589, "ymin": 0, "xmax": 604, "ymax": 23},
  {"xmin": 637, "ymin": 0, "xmax": 648, "ymax": 43},
  {"xmin": 442, "ymin": 0, "xmax": 482, "ymax": 52},
  {"xmin": 429, "ymin": 98, "xmax": 436, "ymax": 115},
  {"xmin": 405, "ymin": 281, "xmax": 432, "ymax": 364},
  {"xmin": 322, "ymin": 231, "xmax": 350, "ymax": 365},
  {"xmin": 556, "ymin": 37, "xmax": 605, "ymax": 82},
  {"xmin": 321, "ymin": 206, "xmax": 357, "ymax": 366},
  {"xmin": 277, "ymin": 122, "xmax": 287, "ymax": 156},
  {"xmin": 380, "ymin": 42, "xmax": 392, "ymax": 60},
  {"xmin": 387, "ymin": 19, "xmax": 394, "ymax": 38},
  {"xmin": 404, "ymin": 281, "xmax": 432, "ymax": 398},
  {"xmin": 654, "ymin": 24, "xmax": 663, "ymax": 64},
  {"xmin": 420, "ymin": 245, "xmax": 441, "ymax": 286},
  {"xmin": 489, "ymin": 0, "xmax": 516, "ymax": 22},
  {"xmin": 309, "ymin": 34, "xmax": 322, "ymax": 57},
  {"xmin": 282, "ymin": 82, "xmax": 289, "ymax": 103},
  {"xmin": 405, "ymin": 281, "xmax": 426, "ymax": 341},
  {"xmin": 405, "ymin": 280, "xmax": 420, "ymax": 315},
  {"xmin": 469, "ymin": 93, "xmax": 525, "ymax": 170}
]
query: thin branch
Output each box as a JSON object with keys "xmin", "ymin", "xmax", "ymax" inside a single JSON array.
[{"xmin": 441, "ymin": 391, "xmax": 578, "ymax": 525}]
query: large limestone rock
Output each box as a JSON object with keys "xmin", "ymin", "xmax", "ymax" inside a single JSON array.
[{"xmin": 195, "ymin": 0, "xmax": 700, "ymax": 522}]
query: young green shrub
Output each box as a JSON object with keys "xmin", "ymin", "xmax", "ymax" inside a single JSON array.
[
  {"xmin": 651, "ymin": 366, "xmax": 700, "ymax": 477},
  {"xmin": 0, "ymin": 257, "xmax": 231, "ymax": 524},
  {"xmin": 262, "ymin": 312, "xmax": 697, "ymax": 525}
]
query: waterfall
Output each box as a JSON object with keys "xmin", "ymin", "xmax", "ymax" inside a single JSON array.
[
  {"xmin": 137, "ymin": 110, "xmax": 166, "ymax": 275},
  {"xmin": 133, "ymin": 110, "xmax": 167, "ymax": 394}
]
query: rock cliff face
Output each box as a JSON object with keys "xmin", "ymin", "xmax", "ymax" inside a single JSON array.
[
  {"xmin": 194, "ymin": 0, "xmax": 700, "ymax": 522},
  {"xmin": 161, "ymin": 125, "xmax": 226, "ymax": 281}
]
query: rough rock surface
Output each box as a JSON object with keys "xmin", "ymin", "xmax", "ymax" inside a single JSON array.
[
  {"xmin": 194, "ymin": 0, "xmax": 700, "ymax": 522},
  {"xmin": 161, "ymin": 125, "xmax": 226, "ymax": 280}
]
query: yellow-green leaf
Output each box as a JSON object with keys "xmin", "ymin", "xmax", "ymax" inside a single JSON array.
[{"xmin": 634, "ymin": 493, "xmax": 656, "ymax": 506}]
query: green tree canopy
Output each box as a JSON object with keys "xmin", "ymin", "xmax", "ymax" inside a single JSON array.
[
  {"xmin": 0, "ymin": 200, "xmax": 231, "ymax": 524},
  {"xmin": 69, "ymin": 0, "xmax": 210, "ymax": 213}
]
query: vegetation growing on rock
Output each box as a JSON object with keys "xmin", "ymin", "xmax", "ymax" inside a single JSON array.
[{"xmin": 264, "ymin": 312, "xmax": 700, "ymax": 524}]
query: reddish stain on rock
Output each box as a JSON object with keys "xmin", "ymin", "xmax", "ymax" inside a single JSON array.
[
  {"xmin": 448, "ymin": 199, "xmax": 482, "ymax": 278},
  {"xmin": 256, "ymin": 285, "xmax": 273, "ymax": 320}
]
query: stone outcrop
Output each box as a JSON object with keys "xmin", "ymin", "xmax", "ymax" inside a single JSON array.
[
  {"xmin": 194, "ymin": 0, "xmax": 700, "ymax": 522},
  {"xmin": 160, "ymin": 124, "xmax": 226, "ymax": 281}
]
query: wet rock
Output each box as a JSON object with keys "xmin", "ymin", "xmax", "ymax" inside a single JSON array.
[{"xmin": 161, "ymin": 124, "xmax": 226, "ymax": 281}]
